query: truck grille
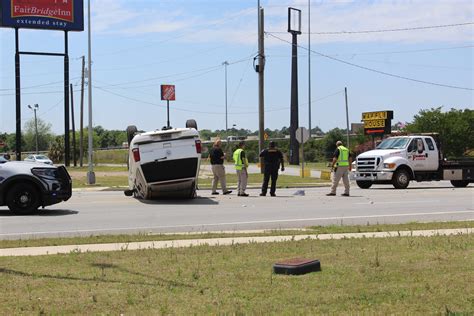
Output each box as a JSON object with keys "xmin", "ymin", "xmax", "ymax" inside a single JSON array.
[
  {"xmin": 357, "ymin": 157, "xmax": 379, "ymax": 171},
  {"xmin": 141, "ymin": 158, "xmax": 198, "ymax": 183}
]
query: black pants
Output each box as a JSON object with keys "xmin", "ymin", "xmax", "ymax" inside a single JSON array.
[{"xmin": 261, "ymin": 168, "xmax": 279, "ymax": 195}]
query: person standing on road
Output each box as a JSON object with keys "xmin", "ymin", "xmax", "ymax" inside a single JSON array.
[
  {"xmin": 327, "ymin": 140, "xmax": 352, "ymax": 197},
  {"xmin": 233, "ymin": 141, "xmax": 249, "ymax": 197},
  {"xmin": 209, "ymin": 139, "xmax": 232, "ymax": 195},
  {"xmin": 259, "ymin": 141, "xmax": 285, "ymax": 197}
]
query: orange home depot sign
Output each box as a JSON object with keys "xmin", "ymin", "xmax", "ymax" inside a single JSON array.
[{"xmin": 161, "ymin": 85, "xmax": 175, "ymax": 101}]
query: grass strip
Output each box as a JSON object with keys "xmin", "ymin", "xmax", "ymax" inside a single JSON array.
[
  {"xmin": 72, "ymin": 174, "xmax": 327, "ymax": 189},
  {"xmin": 1, "ymin": 221, "xmax": 473, "ymax": 249},
  {"xmin": 0, "ymin": 233, "xmax": 472, "ymax": 314}
]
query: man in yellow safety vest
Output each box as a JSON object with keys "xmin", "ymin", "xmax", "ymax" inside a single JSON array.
[
  {"xmin": 233, "ymin": 141, "xmax": 249, "ymax": 197},
  {"xmin": 327, "ymin": 140, "xmax": 352, "ymax": 196}
]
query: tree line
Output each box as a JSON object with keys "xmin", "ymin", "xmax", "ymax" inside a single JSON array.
[{"xmin": 0, "ymin": 107, "xmax": 472, "ymax": 161}]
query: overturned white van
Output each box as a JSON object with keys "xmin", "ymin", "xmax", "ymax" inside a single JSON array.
[{"xmin": 124, "ymin": 120, "xmax": 201, "ymax": 199}]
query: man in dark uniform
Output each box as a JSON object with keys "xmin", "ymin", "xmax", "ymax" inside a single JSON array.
[{"xmin": 259, "ymin": 141, "xmax": 285, "ymax": 196}]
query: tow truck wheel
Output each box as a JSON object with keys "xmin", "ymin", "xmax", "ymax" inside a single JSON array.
[
  {"xmin": 356, "ymin": 181, "xmax": 372, "ymax": 189},
  {"xmin": 392, "ymin": 169, "xmax": 410, "ymax": 189},
  {"xmin": 185, "ymin": 119, "xmax": 198, "ymax": 130},
  {"xmin": 6, "ymin": 183, "xmax": 41, "ymax": 215},
  {"xmin": 126, "ymin": 125, "xmax": 138, "ymax": 145},
  {"xmin": 450, "ymin": 180, "xmax": 469, "ymax": 188}
]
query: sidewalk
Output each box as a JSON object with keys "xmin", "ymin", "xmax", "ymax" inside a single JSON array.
[{"xmin": 1, "ymin": 228, "xmax": 471, "ymax": 257}]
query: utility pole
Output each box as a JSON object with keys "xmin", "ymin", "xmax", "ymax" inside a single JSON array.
[
  {"xmin": 223, "ymin": 61, "xmax": 229, "ymax": 131},
  {"xmin": 308, "ymin": 0, "xmax": 312, "ymax": 137},
  {"xmin": 79, "ymin": 56, "xmax": 85, "ymax": 167},
  {"xmin": 288, "ymin": 7, "xmax": 302, "ymax": 165},
  {"xmin": 87, "ymin": 0, "xmax": 95, "ymax": 184},
  {"xmin": 70, "ymin": 84, "xmax": 77, "ymax": 166},
  {"xmin": 28, "ymin": 104, "xmax": 39, "ymax": 154},
  {"xmin": 344, "ymin": 87, "xmax": 350, "ymax": 148},
  {"xmin": 258, "ymin": 6, "xmax": 265, "ymax": 173}
]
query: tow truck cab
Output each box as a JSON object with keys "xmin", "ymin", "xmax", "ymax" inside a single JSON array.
[{"xmin": 353, "ymin": 134, "xmax": 474, "ymax": 189}]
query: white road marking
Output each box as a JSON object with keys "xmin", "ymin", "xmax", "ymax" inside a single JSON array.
[
  {"xmin": 354, "ymin": 200, "xmax": 440, "ymax": 205},
  {"xmin": 1, "ymin": 210, "xmax": 473, "ymax": 237}
]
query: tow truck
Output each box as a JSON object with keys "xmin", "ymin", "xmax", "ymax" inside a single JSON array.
[{"xmin": 353, "ymin": 134, "xmax": 474, "ymax": 189}]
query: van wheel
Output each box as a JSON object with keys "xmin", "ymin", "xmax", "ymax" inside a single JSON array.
[
  {"xmin": 450, "ymin": 180, "xmax": 469, "ymax": 188},
  {"xmin": 126, "ymin": 125, "xmax": 138, "ymax": 144},
  {"xmin": 392, "ymin": 169, "xmax": 410, "ymax": 189},
  {"xmin": 356, "ymin": 181, "xmax": 372, "ymax": 189},
  {"xmin": 186, "ymin": 119, "xmax": 198, "ymax": 130},
  {"xmin": 6, "ymin": 183, "xmax": 41, "ymax": 215}
]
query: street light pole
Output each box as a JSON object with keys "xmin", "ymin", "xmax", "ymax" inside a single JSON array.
[
  {"xmin": 28, "ymin": 104, "xmax": 39, "ymax": 154},
  {"xmin": 223, "ymin": 61, "xmax": 229, "ymax": 131},
  {"xmin": 87, "ymin": 0, "xmax": 95, "ymax": 184}
]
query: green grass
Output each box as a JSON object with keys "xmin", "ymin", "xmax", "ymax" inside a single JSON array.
[
  {"xmin": 67, "ymin": 166, "xmax": 127, "ymax": 172},
  {"xmin": 0, "ymin": 233, "xmax": 472, "ymax": 314},
  {"xmin": 198, "ymin": 173, "xmax": 327, "ymax": 187},
  {"xmin": 1, "ymin": 221, "xmax": 472, "ymax": 249},
  {"xmin": 93, "ymin": 149, "xmax": 128, "ymax": 164},
  {"xmin": 71, "ymin": 173, "xmax": 327, "ymax": 188},
  {"xmin": 72, "ymin": 176, "xmax": 128, "ymax": 188},
  {"xmin": 303, "ymin": 162, "xmax": 330, "ymax": 171}
]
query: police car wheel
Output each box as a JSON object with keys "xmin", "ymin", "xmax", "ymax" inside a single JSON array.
[{"xmin": 6, "ymin": 183, "xmax": 41, "ymax": 215}]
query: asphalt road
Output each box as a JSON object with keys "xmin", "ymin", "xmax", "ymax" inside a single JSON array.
[{"xmin": 0, "ymin": 182, "xmax": 473, "ymax": 239}]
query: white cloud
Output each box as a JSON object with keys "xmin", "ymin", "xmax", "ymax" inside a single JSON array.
[{"xmin": 90, "ymin": 0, "xmax": 473, "ymax": 44}]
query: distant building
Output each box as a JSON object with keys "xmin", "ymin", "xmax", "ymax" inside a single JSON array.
[{"xmin": 351, "ymin": 123, "xmax": 364, "ymax": 134}]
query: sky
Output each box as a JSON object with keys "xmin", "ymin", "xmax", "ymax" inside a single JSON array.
[{"xmin": 0, "ymin": 0, "xmax": 473, "ymax": 135}]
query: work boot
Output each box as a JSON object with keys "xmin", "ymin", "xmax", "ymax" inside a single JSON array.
[
  {"xmin": 326, "ymin": 193, "xmax": 336, "ymax": 196},
  {"xmin": 223, "ymin": 190, "xmax": 232, "ymax": 195}
]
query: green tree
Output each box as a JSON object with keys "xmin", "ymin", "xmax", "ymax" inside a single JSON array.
[
  {"xmin": 23, "ymin": 117, "xmax": 54, "ymax": 152},
  {"xmin": 405, "ymin": 107, "xmax": 473, "ymax": 157},
  {"xmin": 322, "ymin": 128, "xmax": 345, "ymax": 159}
]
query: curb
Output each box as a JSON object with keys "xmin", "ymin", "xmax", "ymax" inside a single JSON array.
[{"xmin": 1, "ymin": 228, "xmax": 472, "ymax": 257}]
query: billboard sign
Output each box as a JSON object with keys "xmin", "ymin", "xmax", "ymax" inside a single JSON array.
[
  {"xmin": 161, "ymin": 84, "xmax": 176, "ymax": 101},
  {"xmin": 361, "ymin": 110, "xmax": 393, "ymax": 135},
  {"xmin": 0, "ymin": 0, "xmax": 84, "ymax": 31}
]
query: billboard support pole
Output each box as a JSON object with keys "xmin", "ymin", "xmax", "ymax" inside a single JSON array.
[
  {"xmin": 14, "ymin": 28, "xmax": 21, "ymax": 161},
  {"xmin": 167, "ymin": 100, "xmax": 170, "ymax": 129},
  {"xmin": 64, "ymin": 31, "xmax": 70, "ymax": 166}
]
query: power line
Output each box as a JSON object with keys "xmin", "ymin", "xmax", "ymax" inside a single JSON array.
[
  {"xmin": 0, "ymin": 77, "xmax": 81, "ymax": 91},
  {"xmin": 265, "ymin": 44, "xmax": 474, "ymax": 58},
  {"xmin": 267, "ymin": 22, "xmax": 474, "ymax": 35},
  {"xmin": 96, "ymin": 55, "xmax": 255, "ymax": 88},
  {"xmin": 266, "ymin": 32, "xmax": 473, "ymax": 91}
]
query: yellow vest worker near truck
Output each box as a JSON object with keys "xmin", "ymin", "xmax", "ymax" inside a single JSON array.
[
  {"xmin": 327, "ymin": 140, "xmax": 352, "ymax": 197},
  {"xmin": 233, "ymin": 141, "xmax": 249, "ymax": 197}
]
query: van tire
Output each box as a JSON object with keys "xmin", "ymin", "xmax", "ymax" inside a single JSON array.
[
  {"xmin": 186, "ymin": 119, "xmax": 198, "ymax": 130},
  {"xmin": 356, "ymin": 181, "xmax": 372, "ymax": 189},
  {"xmin": 6, "ymin": 183, "xmax": 41, "ymax": 215},
  {"xmin": 392, "ymin": 168, "xmax": 410, "ymax": 189},
  {"xmin": 450, "ymin": 180, "xmax": 469, "ymax": 188},
  {"xmin": 126, "ymin": 125, "xmax": 138, "ymax": 145}
]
